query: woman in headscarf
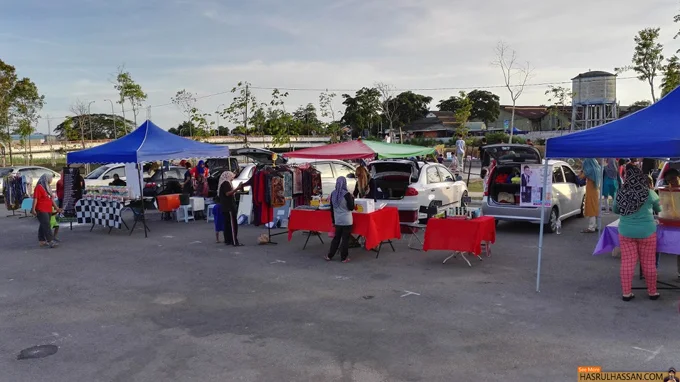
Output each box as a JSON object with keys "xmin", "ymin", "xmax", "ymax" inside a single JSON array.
[
  {"xmin": 218, "ymin": 171, "xmax": 241, "ymax": 246},
  {"xmin": 602, "ymin": 158, "xmax": 619, "ymax": 213},
  {"xmin": 325, "ymin": 176, "xmax": 355, "ymax": 263},
  {"xmin": 579, "ymin": 158, "xmax": 602, "ymax": 233},
  {"xmin": 192, "ymin": 160, "xmax": 209, "ymax": 179},
  {"xmin": 31, "ymin": 173, "xmax": 61, "ymax": 248},
  {"xmin": 613, "ymin": 165, "xmax": 661, "ymax": 301}
]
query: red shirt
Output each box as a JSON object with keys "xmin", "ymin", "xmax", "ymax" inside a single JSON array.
[
  {"xmin": 56, "ymin": 179, "xmax": 64, "ymax": 201},
  {"xmin": 34, "ymin": 184, "xmax": 53, "ymax": 213}
]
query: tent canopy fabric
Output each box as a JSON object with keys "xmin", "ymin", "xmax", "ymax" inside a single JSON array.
[
  {"xmin": 67, "ymin": 120, "xmax": 230, "ymax": 164},
  {"xmin": 283, "ymin": 139, "xmax": 435, "ymax": 160},
  {"xmin": 545, "ymin": 87, "xmax": 680, "ymax": 159}
]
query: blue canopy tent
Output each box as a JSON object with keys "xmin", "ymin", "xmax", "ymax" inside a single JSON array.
[
  {"xmin": 533, "ymin": 87, "xmax": 680, "ymax": 291},
  {"xmin": 67, "ymin": 120, "xmax": 230, "ymax": 164},
  {"xmin": 67, "ymin": 120, "xmax": 230, "ymax": 237}
]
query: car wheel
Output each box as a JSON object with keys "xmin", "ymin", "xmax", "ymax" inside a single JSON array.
[
  {"xmin": 578, "ymin": 196, "xmax": 585, "ymax": 217},
  {"xmin": 460, "ymin": 191, "xmax": 468, "ymax": 207},
  {"xmin": 545, "ymin": 207, "xmax": 558, "ymax": 234}
]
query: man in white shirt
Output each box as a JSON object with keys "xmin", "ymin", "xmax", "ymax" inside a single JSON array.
[{"xmin": 455, "ymin": 134, "xmax": 466, "ymax": 172}]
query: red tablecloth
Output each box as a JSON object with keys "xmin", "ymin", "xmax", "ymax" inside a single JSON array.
[
  {"xmin": 422, "ymin": 216, "xmax": 496, "ymax": 255},
  {"xmin": 288, "ymin": 207, "xmax": 402, "ymax": 249}
]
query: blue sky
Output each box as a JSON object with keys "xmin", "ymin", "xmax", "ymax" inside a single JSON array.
[{"xmin": 2, "ymin": 0, "xmax": 679, "ymax": 134}]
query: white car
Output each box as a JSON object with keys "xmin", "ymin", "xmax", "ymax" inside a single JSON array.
[
  {"xmin": 84, "ymin": 164, "xmax": 127, "ymax": 187},
  {"xmin": 284, "ymin": 158, "xmax": 357, "ymax": 195},
  {"xmin": 367, "ymin": 159, "xmax": 469, "ymax": 223}
]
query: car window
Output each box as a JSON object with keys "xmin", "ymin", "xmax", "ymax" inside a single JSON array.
[
  {"xmin": 0, "ymin": 168, "xmax": 13, "ymax": 177},
  {"xmin": 426, "ymin": 166, "xmax": 441, "ymax": 184},
  {"xmin": 314, "ymin": 163, "xmax": 334, "ymax": 179},
  {"xmin": 86, "ymin": 166, "xmax": 110, "ymax": 179},
  {"xmin": 553, "ymin": 166, "xmax": 565, "ymax": 183},
  {"xmin": 438, "ymin": 166, "xmax": 454, "ymax": 182},
  {"xmin": 17, "ymin": 168, "xmax": 34, "ymax": 178},
  {"xmin": 562, "ymin": 166, "xmax": 577, "ymax": 184},
  {"xmin": 332, "ymin": 163, "xmax": 354, "ymax": 178},
  {"xmin": 106, "ymin": 167, "xmax": 125, "ymax": 179}
]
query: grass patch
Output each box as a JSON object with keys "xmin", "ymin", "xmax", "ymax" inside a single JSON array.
[{"xmin": 466, "ymin": 179, "xmax": 484, "ymax": 193}]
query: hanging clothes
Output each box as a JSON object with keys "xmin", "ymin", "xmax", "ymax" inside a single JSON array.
[
  {"xmin": 270, "ymin": 175, "xmax": 285, "ymax": 208},
  {"xmin": 293, "ymin": 167, "xmax": 303, "ymax": 195}
]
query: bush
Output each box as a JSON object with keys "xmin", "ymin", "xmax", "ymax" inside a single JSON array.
[
  {"xmin": 405, "ymin": 137, "xmax": 439, "ymax": 147},
  {"xmin": 484, "ymin": 132, "xmax": 509, "ymax": 144}
]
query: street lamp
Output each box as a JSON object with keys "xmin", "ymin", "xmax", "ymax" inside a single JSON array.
[
  {"xmin": 87, "ymin": 101, "xmax": 95, "ymax": 142},
  {"xmin": 216, "ymin": 103, "xmax": 226, "ymax": 136},
  {"xmin": 104, "ymin": 99, "xmax": 116, "ymax": 138}
]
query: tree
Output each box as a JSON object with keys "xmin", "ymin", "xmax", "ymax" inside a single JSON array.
[
  {"xmin": 54, "ymin": 114, "xmax": 134, "ymax": 140},
  {"xmin": 10, "ymin": 78, "xmax": 44, "ymax": 164},
  {"xmin": 544, "ymin": 85, "xmax": 573, "ymax": 131},
  {"xmin": 0, "ymin": 59, "xmax": 18, "ymax": 165},
  {"xmin": 392, "ymin": 91, "xmax": 432, "ymax": 128},
  {"xmin": 674, "ymin": 12, "xmax": 680, "ymax": 45},
  {"xmin": 661, "ymin": 55, "xmax": 680, "ymax": 97},
  {"xmin": 264, "ymin": 88, "xmax": 296, "ymax": 146},
  {"xmin": 319, "ymin": 90, "xmax": 345, "ymax": 142},
  {"xmin": 617, "ymin": 28, "xmax": 664, "ymax": 102},
  {"xmin": 114, "ymin": 66, "xmax": 147, "ymax": 129},
  {"xmin": 341, "ymin": 87, "xmax": 381, "ymax": 137},
  {"xmin": 452, "ymin": 92, "xmax": 472, "ymax": 136},
  {"xmin": 375, "ymin": 82, "xmax": 399, "ymax": 141},
  {"xmin": 219, "ymin": 81, "xmax": 259, "ymax": 144},
  {"xmin": 292, "ymin": 103, "xmax": 322, "ymax": 135},
  {"xmin": 466, "ymin": 90, "xmax": 500, "ymax": 124},
  {"xmin": 171, "ymin": 89, "xmax": 197, "ymax": 137},
  {"xmin": 492, "ymin": 41, "xmax": 533, "ymax": 143}
]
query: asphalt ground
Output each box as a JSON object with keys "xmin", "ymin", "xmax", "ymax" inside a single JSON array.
[{"xmin": 0, "ymin": 206, "xmax": 678, "ymax": 381}]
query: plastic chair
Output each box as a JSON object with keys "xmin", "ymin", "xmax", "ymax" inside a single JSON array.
[
  {"xmin": 19, "ymin": 198, "xmax": 34, "ymax": 218},
  {"xmin": 176, "ymin": 194, "xmax": 194, "ymax": 223},
  {"xmin": 190, "ymin": 197, "xmax": 205, "ymax": 219}
]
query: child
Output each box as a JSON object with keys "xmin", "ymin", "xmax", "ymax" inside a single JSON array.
[
  {"xmin": 213, "ymin": 203, "xmax": 224, "ymax": 243},
  {"xmin": 51, "ymin": 206, "xmax": 60, "ymax": 242}
]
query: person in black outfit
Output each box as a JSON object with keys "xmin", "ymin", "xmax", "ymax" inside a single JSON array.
[
  {"xmin": 218, "ymin": 171, "xmax": 242, "ymax": 246},
  {"xmin": 182, "ymin": 162, "xmax": 194, "ymax": 194},
  {"xmin": 109, "ymin": 174, "xmax": 127, "ymax": 186},
  {"xmin": 480, "ymin": 137, "xmax": 490, "ymax": 169}
]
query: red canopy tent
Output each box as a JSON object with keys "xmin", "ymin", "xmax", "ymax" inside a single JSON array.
[
  {"xmin": 284, "ymin": 139, "xmax": 436, "ymax": 160},
  {"xmin": 284, "ymin": 140, "xmax": 375, "ymax": 160}
]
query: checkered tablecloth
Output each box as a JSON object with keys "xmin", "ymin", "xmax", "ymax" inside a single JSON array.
[{"xmin": 75, "ymin": 199, "xmax": 123, "ymax": 229}]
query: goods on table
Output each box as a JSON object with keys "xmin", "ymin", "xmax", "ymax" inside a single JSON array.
[
  {"xmin": 658, "ymin": 186, "xmax": 680, "ymax": 226},
  {"xmin": 355, "ymin": 198, "xmax": 375, "ymax": 213}
]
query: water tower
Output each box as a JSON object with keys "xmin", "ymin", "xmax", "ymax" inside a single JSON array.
[{"xmin": 570, "ymin": 70, "xmax": 618, "ymax": 131}]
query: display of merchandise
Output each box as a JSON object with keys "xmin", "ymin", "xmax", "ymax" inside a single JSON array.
[
  {"xmin": 3, "ymin": 175, "xmax": 28, "ymax": 211},
  {"xmin": 84, "ymin": 186, "xmax": 130, "ymax": 201}
]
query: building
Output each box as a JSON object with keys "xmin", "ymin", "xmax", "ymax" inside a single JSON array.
[
  {"xmin": 9, "ymin": 133, "xmax": 58, "ymax": 145},
  {"xmin": 486, "ymin": 106, "xmax": 572, "ymax": 132},
  {"xmin": 402, "ymin": 111, "xmax": 487, "ymax": 138}
]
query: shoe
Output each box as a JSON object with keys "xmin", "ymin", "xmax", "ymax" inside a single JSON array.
[
  {"xmin": 48, "ymin": 241, "xmax": 59, "ymax": 248},
  {"xmin": 341, "ymin": 258, "xmax": 351, "ymax": 263},
  {"xmin": 53, "ymin": 237, "xmax": 60, "ymax": 243},
  {"xmin": 622, "ymin": 294, "xmax": 635, "ymax": 302},
  {"xmin": 233, "ymin": 243, "xmax": 244, "ymax": 247},
  {"xmin": 324, "ymin": 256, "xmax": 331, "ymax": 261},
  {"xmin": 649, "ymin": 293, "xmax": 660, "ymax": 300}
]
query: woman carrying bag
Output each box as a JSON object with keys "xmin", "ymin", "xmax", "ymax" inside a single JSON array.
[{"xmin": 325, "ymin": 177, "xmax": 355, "ymax": 263}]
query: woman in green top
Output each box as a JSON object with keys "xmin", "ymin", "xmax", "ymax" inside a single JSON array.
[{"xmin": 613, "ymin": 165, "xmax": 661, "ymax": 301}]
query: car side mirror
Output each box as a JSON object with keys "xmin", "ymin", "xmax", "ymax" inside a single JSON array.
[
  {"xmin": 103, "ymin": 175, "xmax": 110, "ymax": 180},
  {"xmin": 346, "ymin": 173, "xmax": 356, "ymax": 179}
]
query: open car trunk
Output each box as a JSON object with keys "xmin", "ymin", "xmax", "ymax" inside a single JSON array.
[
  {"xmin": 489, "ymin": 165, "xmax": 522, "ymax": 205},
  {"xmin": 484, "ymin": 144, "xmax": 542, "ymax": 206},
  {"xmin": 368, "ymin": 161, "xmax": 419, "ymax": 200}
]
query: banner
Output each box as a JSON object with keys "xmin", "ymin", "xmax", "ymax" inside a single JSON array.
[
  {"xmin": 519, "ymin": 164, "xmax": 552, "ymax": 207},
  {"xmin": 61, "ymin": 167, "xmax": 82, "ymax": 218}
]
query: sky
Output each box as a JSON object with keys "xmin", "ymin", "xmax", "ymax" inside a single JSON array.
[{"xmin": 2, "ymin": 0, "xmax": 680, "ymax": 135}]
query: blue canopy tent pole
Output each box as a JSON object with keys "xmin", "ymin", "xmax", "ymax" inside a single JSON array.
[
  {"xmin": 67, "ymin": 120, "xmax": 230, "ymax": 237},
  {"xmin": 535, "ymin": 86, "xmax": 680, "ymax": 291}
]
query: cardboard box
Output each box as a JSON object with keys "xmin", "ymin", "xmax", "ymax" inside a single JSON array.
[{"xmin": 354, "ymin": 198, "xmax": 375, "ymax": 213}]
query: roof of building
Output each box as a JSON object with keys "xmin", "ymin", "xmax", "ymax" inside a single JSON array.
[{"xmin": 571, "ymin": 70, "xmax": 616, "ymax": 80}]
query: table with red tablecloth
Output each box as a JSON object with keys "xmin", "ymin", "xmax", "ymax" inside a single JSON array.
[
  {"xmin": 422, "ymin": 216, "xmax": 496, "ymax": 266},
  {"xmin": 287, "ymin": 207, "xmax": 402, "ymax": 256}
]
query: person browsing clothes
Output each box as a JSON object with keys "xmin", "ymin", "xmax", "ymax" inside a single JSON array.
[
  {"xmin": 579, "ymin": 158, "xmax": 601, "ymax": 233},
  {"xmin": 613, "ymin": 165, "xmax": 661, "ymax": 302},
  {"xmin": 218, "ymin": 171, "xmax": 242, "ymax": 247},
  {"xmin": 325, "ymin": 177, "xmax": 355, "ymax": 263}
]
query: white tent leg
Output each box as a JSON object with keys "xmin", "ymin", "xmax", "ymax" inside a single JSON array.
[{"xmin": 536, "ymin": 161, "xmax": 550, "ymax": 292}]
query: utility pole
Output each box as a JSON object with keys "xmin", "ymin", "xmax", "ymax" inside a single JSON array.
[
  {"xmin": 244, "ymin": 84, "xmax": 249, "ymax": 146},
  {"xmin": 105, "ymin": 99, "xmax": 116, "ymax": 138},
  {"xmin": 47, "ymin": 116, "xmax": 55, "ymax": 167},
  {"xmin": 87, "ymin": 101, "xmax": 95, "ymax": 142}
]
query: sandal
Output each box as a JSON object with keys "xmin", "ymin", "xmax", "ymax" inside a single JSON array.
[
  {"xmin": 581, "ymin": 228, "xmax": 597, "ymax": 233},
  {"xmin": 649, "ymin": 293, "xmax": 660, "ymax": 300},
  {"xmin": 342, "ymin": 258, "xmax": 351, "ymax": 263},
  {"xmin": 622, "ymin": 293, "xmax": 635, "ymax": 302},
  {"xmin": 324, "ymin": 256, "xmax": 331, "ymax": 261}
]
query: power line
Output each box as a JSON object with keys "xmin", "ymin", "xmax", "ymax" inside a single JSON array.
[{"xmin": 40, "ymin": 75, "xmax": 639, "ymax": 121}]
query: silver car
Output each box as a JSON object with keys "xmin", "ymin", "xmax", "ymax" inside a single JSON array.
[{"xmin": 481, "ymin": 144, "xmax": 585, "ymax": 233}]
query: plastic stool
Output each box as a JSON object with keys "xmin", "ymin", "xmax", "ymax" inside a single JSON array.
[
  {"xmin": 176, "ymin": 205, "xmax": 194, "ymax": 223},
  {"xmin": 206, "ymin": 203, "xmax": 216, "ymax": 223}
]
